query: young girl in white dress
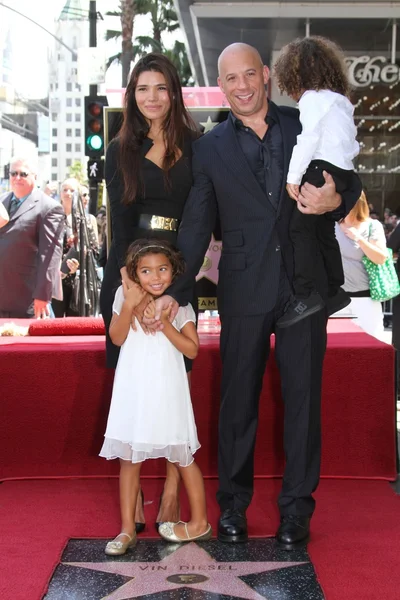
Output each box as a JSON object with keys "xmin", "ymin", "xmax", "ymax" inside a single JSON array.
[{"xmin": 100, "ymin": 238, "xmax": 211, "ymax": 555}]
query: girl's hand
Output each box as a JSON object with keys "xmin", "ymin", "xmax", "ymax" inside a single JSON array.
[
  {"xmin": 122, "ymin": 280, "xmax": 146, "ymax": 309},
  {"xmin": 286, "ymin": 183, "xmax": 300, "ymax": 201},
  {"xmin": 144, "ymin": 299, "xmax": 156, "ymax": 320},
  {"xmin": 160, "ymin": 303, "xmax": 173, "ymax": 325},
  {"xmin": 120, "ymin": 266, "xmax": 135, "ymax": 288}
]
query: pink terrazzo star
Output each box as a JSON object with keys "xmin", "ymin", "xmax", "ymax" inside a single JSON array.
[
  {"xmin": 65, "ymin": 541, "xmax": 305, "ymax": 599},
  {"xmin": 196, "ymin": 233, "xmax": 221, "ymax": 286}
]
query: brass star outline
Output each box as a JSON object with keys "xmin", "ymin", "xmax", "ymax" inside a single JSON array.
[{"xmin": 65, "ymin": 541, "xmax": 305, "ymax": 599}]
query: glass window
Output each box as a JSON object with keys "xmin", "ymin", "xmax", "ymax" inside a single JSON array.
[
  {"xmin": 66, "ymin": 114, "xmax": 72, "ymax": 122},
  {"xmin": 52, "ymin": 128, "xmax": 57, "ymax": 136},
  {"xmin": 75, "ymin": 128, "xmax": 81, "ymax": 137},
  {"xmin": 75, "ymin": 113, "xmax": 81, "ymax": 122},
  {"xmin": 52, "ymin": 113, "xmax": 57, "ymax": 121},
  {"xmin": 66, "ymin": 98, "xmax": 72, "ymax": 107},
  {"xmin": 66, "ymin": 144, "xmax": 72, "ymax": 152},
  {"xmin": 66, "ymin": 129, "xmax": 72, "ymax": 137},
  {"xmin": 52, "ymin": 143, "xmax": 57, "ymax": 152},
  {"xmin": 75, "ymin": 98, "xmax": 81, "ymax": 107},
  {"xmin": 51, "ymin": 173, "xmax": 58, "ymax": 181},
  {"xmin": 52, "ymin": 158, "xmax": 57, "ymax": 167},
  {"xmin": 66, "ymin": 158, "xmax": 72, "ymax": 167},
  {"xmin": 66, "ymin": 82, "xmax": 72, "ymax": 92},
  {"xmin": 75, "ymin": 143, "xmax": 81, "ymax": 152}
]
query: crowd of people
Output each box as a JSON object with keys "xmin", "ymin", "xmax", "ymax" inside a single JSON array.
[
  {"xmin": 0, "ymin": 164, "xmax": 107, "ymax": 319},
  {"xmin": 1, "ymin": 36, "xmax": 399, "ymax": 558}
]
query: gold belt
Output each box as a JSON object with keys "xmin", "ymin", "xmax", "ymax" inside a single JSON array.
[
  {"xmin": 150, "ymin": 215, "xmax": 179, "ymax": 231},
  {"xmin": 138, "ymin": 213, "xmax": 180, "ymax": 232}
]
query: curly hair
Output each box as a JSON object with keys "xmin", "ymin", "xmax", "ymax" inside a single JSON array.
[
  {"xmin": 125, "ymin": 238, "xmax": 185, "ymax": 284},
  {"xmin": 274, "ymin": 36, "xmax": 350, "ymax": 98}
]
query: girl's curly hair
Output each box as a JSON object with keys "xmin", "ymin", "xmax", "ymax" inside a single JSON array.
[
  {"xmin": 274, "ymin": 36, "xmax": 350, "ymax": 98},
  {"xmin": 125, "ymin": 238, "xmax": 185, "ymax": 284}
]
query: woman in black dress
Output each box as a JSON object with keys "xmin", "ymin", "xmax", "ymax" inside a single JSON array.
[{"xmin": 100, "ymin": 53, "xmax": 198, "ymax": 533}]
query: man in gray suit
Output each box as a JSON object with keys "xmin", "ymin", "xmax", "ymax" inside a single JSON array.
[{"xmin": 0, "ymin": 156, "xmax": 64, "ymax": 318}]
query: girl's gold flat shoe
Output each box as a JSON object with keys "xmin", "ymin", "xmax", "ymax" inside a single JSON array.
[
  {"xmin": 105, "ymin": 532, "xmax": 137, "ymax": 556},
  {"xmin": 159, "ymin": 521, "xmax": 212, "ymax": 543}
]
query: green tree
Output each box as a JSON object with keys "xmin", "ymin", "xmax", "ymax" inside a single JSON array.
[
  {"xmin": 68, "ymin": 160, "xmax": 87, "ymax": 184},
  {"xmin": 106, "ymin": 0, "xmax": 137, "ymax": 87},
  {"xmin": 105, "ymin": 0, "xmax": 193, "ymax": 87}
]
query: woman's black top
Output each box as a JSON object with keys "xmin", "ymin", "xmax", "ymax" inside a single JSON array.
[{"xmin": 100, "ymin": 135, "xmax": 194, "ymax": 369}]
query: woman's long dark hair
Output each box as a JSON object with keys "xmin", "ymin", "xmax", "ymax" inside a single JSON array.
[{"xmin": 118, "ymin": 53, "xmax": 197, "ymax": 204}]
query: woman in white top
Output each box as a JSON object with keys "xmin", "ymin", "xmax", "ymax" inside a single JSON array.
[
  {"xmin": 335, "ymin": 191, "xmax": 388, "ymax": 341},
  {"xmin": 274, "ymin": 36, "xmax": 362, "ymax": 329}
]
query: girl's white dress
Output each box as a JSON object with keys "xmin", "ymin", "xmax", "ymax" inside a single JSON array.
[{"xmin": 99, "ymin": 286, "xmax": 200, "ymax": 467}]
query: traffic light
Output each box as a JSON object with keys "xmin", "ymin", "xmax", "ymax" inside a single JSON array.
[
  {"xmin": 84, "ymin": 95, "xmax": 108, "ymax": 157},
  {"xmin": 87, "ymin": 158, "xmax": 104, "ymax": 182}
]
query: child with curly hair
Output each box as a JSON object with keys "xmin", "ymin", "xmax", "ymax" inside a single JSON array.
[
  {"xmin": 100, "ymin": 238, "xmax": 211, "ymax": 555},
  {"xmin": 274, "ymin": 36, "xmax": 362, "ymax": 327}
]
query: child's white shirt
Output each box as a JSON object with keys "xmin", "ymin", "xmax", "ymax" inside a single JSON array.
[{"xmin": 287, "ymin": 89, "xmax": 359, "ymax": 185}]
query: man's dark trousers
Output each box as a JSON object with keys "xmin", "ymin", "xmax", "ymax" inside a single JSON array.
[{"xmin": 216, "ymin": 265, "xmax": 327, "ymax": 517}]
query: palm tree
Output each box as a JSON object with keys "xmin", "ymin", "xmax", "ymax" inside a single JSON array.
[
  {"xmin": 106, "ymin": 0, "xmax": 137, "ymax": 87},
  {"xmin": 105, "ymin": 0, "xmax": 193, "ymax": 86},
  {"xmin": 165, "ymin": 40, "xmax": 193, "ymax": 86}
]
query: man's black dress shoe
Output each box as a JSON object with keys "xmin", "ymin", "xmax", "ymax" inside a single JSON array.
[
  {"xmin": 218, "ymin": 509, "xmax": 248, "ymax": 543},
  {"xmin": 276, "ymin": 515, "xmax": 310, "ymax": 551}
]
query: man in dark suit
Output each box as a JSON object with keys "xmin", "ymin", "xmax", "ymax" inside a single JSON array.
[
  {"xmin": 0, "ymin": 157, "xmax": 64, "ymax": 318},
  {"xmin": 150, "ymin": 43, "xmax": 359, "ymax": 549}
]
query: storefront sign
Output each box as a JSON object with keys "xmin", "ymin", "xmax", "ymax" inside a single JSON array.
[{"xmin": 346, "ymin": 56, "xmax": 400, "ymax": 87}]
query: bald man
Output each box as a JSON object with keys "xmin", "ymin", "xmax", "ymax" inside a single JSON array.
[{"xmin": 153, "ymin": 43, "xmax": 360, "ymax": 549}]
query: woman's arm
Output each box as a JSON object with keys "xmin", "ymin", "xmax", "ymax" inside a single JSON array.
[
  {"xmin": 342, "ymin": 223, "xmax": 387, "ymax": 265},
  {"xmin": 357, "ymin": 236, "xmax": 387, "ymax": 264},
  {"xmin": 161, "ymin": 307, "xmax": 199, "ymax": 359},
  {"xmin": 105, "ymin": 140, "xmax": 135, "ymax": 270}
]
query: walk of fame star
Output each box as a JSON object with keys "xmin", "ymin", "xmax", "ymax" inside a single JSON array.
[
  {"xmin": 65, "ymin": 542, "xmax": 305, "ymax": 600},
  {"xmin": 196, "ymin": 234, "xmax": 221, "ymax": 285},
  {"xmin": 199, "ymin": 116, "xmax": 220, "ymax": 133}
]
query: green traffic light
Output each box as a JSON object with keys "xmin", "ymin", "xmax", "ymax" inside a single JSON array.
[{"xmin": 87, "ymin": 134, "xmax": 103, "ymax": 151}]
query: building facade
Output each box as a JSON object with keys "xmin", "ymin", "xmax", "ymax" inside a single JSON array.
[{"xmin": 48, "ymin": 0, "xmax": 89, "ymax": 183}]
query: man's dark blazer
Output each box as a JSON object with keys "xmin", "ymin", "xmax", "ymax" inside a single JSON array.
[
  {"xmin": 169, "ymin": 101, "xmax": 359, "ymax": 316},
  {"xmin": 0, "ymin": 189, "xmax": 64, "ymax": 315}
]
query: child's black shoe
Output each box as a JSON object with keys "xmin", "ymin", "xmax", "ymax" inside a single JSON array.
[
  {"xmin": 277, "ymin": 292, "xmax": 325, "ymax": 328},
  {"xmin": 326, "ymin": 288, "xmax": 351, "ymax": 317}
]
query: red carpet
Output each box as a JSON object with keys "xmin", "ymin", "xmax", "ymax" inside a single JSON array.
[
  {"xmin": 28, "ymin": 316, "xmax": 105, "ymax": 336},
  {"xmin": 0, "ymin": 478, "xmax": 399, "ymax": 600},
  {"xmin": 0, "ymin": 319, "xmax": 396, "ymax": 481}
]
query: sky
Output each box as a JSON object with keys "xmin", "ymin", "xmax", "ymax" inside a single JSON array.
[{"xmin": 0, "ymin": 0, "xmax": 157, "ymax": 98}]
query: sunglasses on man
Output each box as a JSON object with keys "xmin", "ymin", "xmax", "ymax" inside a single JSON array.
[{"xmin": 10, "ymin": 171, "xmax": 30, "ymax": 178}]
